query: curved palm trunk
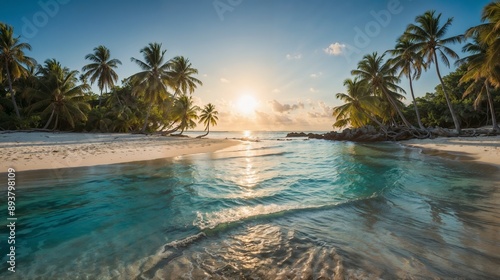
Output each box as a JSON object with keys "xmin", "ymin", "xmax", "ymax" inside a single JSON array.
[
  {"xmin": 408, "ymin": 68, "xmax": 425, "ymax": 130},
  {"xmin": 434, "ymin": 52, "xmax": 461, "ymax": 133},
  {"xmin": 381, "ymin": 88, "xmax": 414, "ymax": 129},
  {"xmin": 43, "ymin": 107, "xmax": 56, "ymax": 129},
  {"xmin": 485, "ymin": 81, "xmax": 499, "ymax": 131},
  {"xmin": 365, "ymin": 112, "xmax": 388, "ymax": 134},
  {"xmin": 197, "ymin": 124, "xmax": 210, "ymax": 138},
  {"xmin": 5, "ymin": 61, "xmax": 21, "ymax": 119},
  {"xmin": 52, "ymin": 113, "xmax": 59, "ymax": 131},
  {"xmin": 141, "ymin": 103, "xmax": 153, "ymax": 133},
  {"xmin": 178, "ymin": 127, "xmax": 185, "ymax": 135},
  {"xmin": 160, "ymin": 124, "xmax": 181, "ymax": 136},
  {"xmin": 352, "ymin": 102, "xmax": 388, "ymax": 133}
]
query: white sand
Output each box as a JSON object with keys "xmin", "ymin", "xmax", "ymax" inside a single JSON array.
[
  {"xmin": 403, "ymin": 136, "xmax": 500, "ymax": 168},
  {"xmin": 0, "ymin": 132, "xmax": 238, "ymax": 172}
]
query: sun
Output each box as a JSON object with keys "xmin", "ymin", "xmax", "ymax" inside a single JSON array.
[{"xmin": 236, "ymin": 94, "xmax": 258, "ymax": 115}]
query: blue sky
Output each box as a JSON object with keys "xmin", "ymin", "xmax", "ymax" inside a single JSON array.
[{"xmin": 1, "ymin": 0, "xmax": 492, "ymax": 131}]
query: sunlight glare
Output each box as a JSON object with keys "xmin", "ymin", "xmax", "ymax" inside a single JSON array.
[{"xmin": 236, "ymin": 94, "xmax": 258, "ymax": 115}]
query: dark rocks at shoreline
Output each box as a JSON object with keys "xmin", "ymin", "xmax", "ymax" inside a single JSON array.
[
  {"xmin": 286, "ymin": 126, "xmax": 387, "ymax": 142},
  {"xmin": 306, "ymin": 126, "xmax": 387, "ymax": 142},
  {"xmin": 286, "ymin": 132, "xmax": 310, "ymax": 137},
  {"xmin": 286, "ymin": 126, "xmax": 498, "ymax": 142}
]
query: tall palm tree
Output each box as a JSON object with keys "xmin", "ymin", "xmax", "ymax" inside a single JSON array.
[
  {"xmin": 333, "ymin": 78, "xmax": 387, "ymax": 132},
  {"xmin": 197, "ymin": 103, "xmax": 218, "ymax": 138},
  {"xmin": 82, "ymin": 45, "xmax": 121, "ymax": 106},
  {"xmin": 129, "ymin": 43, "xmax": 172, "ymax": 132},
  {"xmin": 387, "ymin": 37, "xmax": 426, "ymax": 129},
  {"xmin": 457, "ymin": 37, "xmax": 500, "ymax": 131},
  {"xmin": 351, "ymin": 52, "xmax": 413, "ymax": 128},
  {"xmin": 168, "ymin": 56, "xmax": 203, "ymax": 98},
  {"xmin": 0, "ymin": 23, "xmax": 36, "ymax": 119},
  {"xmin": 405, "ymin": 10, "xmax": 464, "ymax": 133},
  {"xmin": 30, "ymin": 59, "xmax": 90, "ymax": 130},
  {"xmin": 172, "ymin": 94, "xmax": 199, "ymax": 135}
]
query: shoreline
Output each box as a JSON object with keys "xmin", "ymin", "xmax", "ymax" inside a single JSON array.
[
  {"xmin": 402, "ymin": 136, "xmax": 500, "ymax": 169},
  {"xmin": 0, "ymin": 132, "xmax": 239, "ymax": 172},
  {"xmin": 2, "ymin": 131, "xmax": 499, "ymax": 172}
]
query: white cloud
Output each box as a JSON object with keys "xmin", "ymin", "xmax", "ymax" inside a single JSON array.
[
  {"xmin": 309, "ymin": 87, "xmax": 318, "ymax": 93},
  {"xmin": 203, "ymin": 74, "xmax": 208, "ymax": 77},
  {"xmin": 324, "ymin": 42, "xmax": 346, "ymax": 56},
  {"xmin": 272, "ymin": 88, "xmax": 281, "ymax": 93},
  {"xmin": 286, "ymin": 53, "xmax": 302, "ymax": 60},
  {"xmin": 220, "ymin": 78, "xmax": 230, "ymax": 83},
  {"xmin": 310, "ymin": 72, "xmax": 323, "ymax": 79}
]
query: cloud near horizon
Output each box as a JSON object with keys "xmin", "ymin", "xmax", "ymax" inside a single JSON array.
[
  {"xmin": 220, "ymin": 78, "xmax": 230, "ymax": 83},
  {"xmin": 269, "ymin": 100, "xmax": 305, "ymax": 113},
  {"xmin": 198, "ymin": 97, "xmax": 334, "ymax": 131},
  {"xmin": 324, "ymin": 42, "xmax": 346, "ymax": 56}
]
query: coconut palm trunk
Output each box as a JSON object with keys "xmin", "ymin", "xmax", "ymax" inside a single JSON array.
[
  {"xmin": 52, "ymin": 114, "xmax": 59, "ymax": 130},
  {"xmin": 364, "ymin": 111, "xmax": 388, "ymax": 134},
  {"xmin": 197, "ymin": 124, "xmax": 210, "ymax": 138},
  {"xmin": 408, "ymin": 68, "xmax": 425, "ymax": 129},
  {"xmin": 43, "ymin": 107, "xmax": 56, "ymax": 129},
  {"xmin": 434, "ymin": 53, "xmax": 461, "ymax": 133},
  {"xmin": 5, "ymin": 61, "xmax": 21, "ymax": 119},
  {"xmin": 98, "ymin": 89, "xmax": 103, "ymax": 107},
  {"xmin": 485, "ymin": 81, "xmax": 499, "ymax": 131},
  {"xmin": 381, "ymin": 87, "xmax": 414, "ymax": 129},
  {"xmin": 141, "ymin": 103, "xmax": 153, "ymax": 133}
]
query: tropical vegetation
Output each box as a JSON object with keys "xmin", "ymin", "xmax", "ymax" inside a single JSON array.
[
  {"xmin": 333, "ymin": 3, "xmax": 500, "ymax": 134},
  {"xmin": 0, "ymin": 25, "xmax": 217, "ymax": 134}
]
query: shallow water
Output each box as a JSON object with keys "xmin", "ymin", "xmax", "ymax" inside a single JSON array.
[{"xmin": 1, "ymin": 131, "xmax": 499, "ymax": 279}]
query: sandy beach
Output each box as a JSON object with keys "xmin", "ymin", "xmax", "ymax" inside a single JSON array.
[
  {"xmin": 0, "ymin": 132, "xmax": 238, "ymax": 172},
  {"xmin": 403, "ymin": 135, "xmax": 500, "ymax": 168}
]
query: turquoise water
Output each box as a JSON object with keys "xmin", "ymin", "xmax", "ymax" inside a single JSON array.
[{"xmin": 1, "ymin": 131, "xmax": 500, "ymax": 279}]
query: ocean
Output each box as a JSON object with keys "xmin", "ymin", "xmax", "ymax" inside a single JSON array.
[{"xmin": 1, "ymin": 131, "xmax": 500, "ymax": 279}]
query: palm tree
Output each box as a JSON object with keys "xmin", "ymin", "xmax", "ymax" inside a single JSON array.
[
  {"xmin": 30, "ymin": 59, "xmax": 90, "ymax": 130},
  {"xmin": 0, "ymin": 23, "xmax": 36, "ymax": 119},
  {"xmin": 387, "ymin": 37, "xmax": 426, "ymax": 129},
  {"xmin": 197, "ymin": 103, "xmax": 218, "ymax": 138},
  {"xmin": 172, "ymin": 94, "xmax": 199, "ymax": 135},
  {"xmin": 168, "ymin": 56, "xmax": 203, "ymax": 98},
  {"xmin": 333, "ymin": 78, "xmax": 387, "ymax": 132},
  {"xmin": 129, "ymin": 43, "xmax": 172, "ymax": 132},
  {"xmin": 82, "ymin": 45, "xmax": 121, "ymax": 106},
  {"xmin": 466, "ymin": 2, "xmax": 500, "ymax": 74},
  {"xmin": 457, "ymin": 37, "xmax": 500, "ymax": 131},
  {"xmin": 351, "ymin": 52, "xmax": 413, "ymax": 128},
  {"xmin": 405, "ymin": 10, "xmax": 464, "ymax": 133}
]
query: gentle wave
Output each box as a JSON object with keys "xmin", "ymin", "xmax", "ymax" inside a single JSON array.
[
  {"xmin": 164, "ymin": 232, "xmax": 206, "ymax": 250},
  {"xmin": 193, "ymin": 195, "xmax": 381, "ymax": 230},
  {"xmin": 211, "ymin": 151, "xmax": 293, "ymax": 161}
]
